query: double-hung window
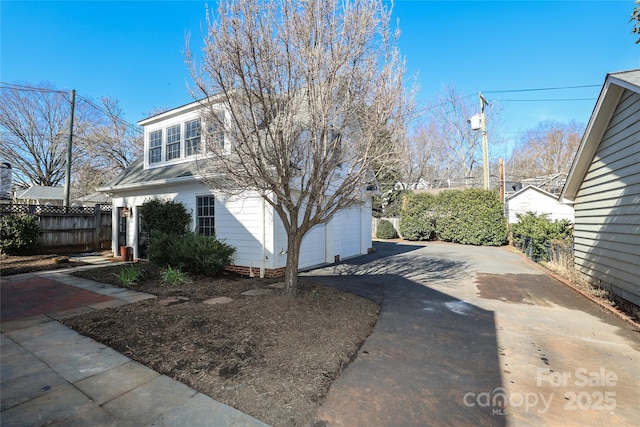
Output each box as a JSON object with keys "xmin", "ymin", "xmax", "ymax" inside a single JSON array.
[
  {"xmin": 149, "ymin": 130, "xmax": 162, "ymax": 164},
  {"xmin": 208, "ymin": 113, "xmax": 225, "ymax": 149},
  {"xmin": 185, "ymin": 119, "xmax": 201, "ymax": 156},
  {"xmin": 196, "ymin": 195, "xmax": 215, "ymax": 236},
  {"xmin": 166, "ymin": 124, "xmax": 181, "ymax": 160}
]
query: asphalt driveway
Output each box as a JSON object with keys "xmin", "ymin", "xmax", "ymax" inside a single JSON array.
[{"xmin": 306, "ymin": 241, "xmax": 640, "ymax": 427}]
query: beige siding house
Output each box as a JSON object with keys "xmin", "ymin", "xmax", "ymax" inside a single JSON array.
[{"xmin": 561, "ymin": 70, "xmax": 640, "ymax": 306}]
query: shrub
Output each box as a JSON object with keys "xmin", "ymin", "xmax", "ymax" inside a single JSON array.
[
  {"xmin": 139, "ymin": 199, "xmax": 191, "ymax": 236},
  {"xmin": 147, "ymin": 231, "xmax": 236, "ymax": 277},
  {"xmin": 376, "ymin": 219, "xmax": 398, "ymax": 239},
  {"xmin": 434, "ymin": 189, "xmax": 507, "ymax": 246},
  {"xmin": 0, "ymin": 214, "xmax": 40, "ymax": 255},
  {"xmin": 511, "ymin": 212, "xmax": 572, "ymax": 261},
  {"xmin": 399, "ymin": 193, "xmax": 436, "ymax": 241}
]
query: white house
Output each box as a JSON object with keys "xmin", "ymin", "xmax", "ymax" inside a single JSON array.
[
  {"xmin": 560, "ymin": 69, "xmax": 640, "ymax": 307},
  {"xmin": 505, "ymin": 185, "xmax": 574, "ymax": 224},
  {"xmin": 97, "ymin": 99, "xmax": 372, "ymax": 277}
]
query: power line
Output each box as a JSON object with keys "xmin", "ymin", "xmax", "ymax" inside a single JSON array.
[
  {"xmin": 1, "ymin": 83, "xmax": 142, "ymax": 134},
  {"xmin": 483, "ymin": 84, "xmax": 600, "ymax": 94},
  {"xmin": 495, "ymin": 98, "xmax": 597, "ymax": 102}
]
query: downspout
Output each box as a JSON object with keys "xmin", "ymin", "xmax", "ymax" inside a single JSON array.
[{"xmin": 261, "ymin": 197, "xmax": 266, "ymax": 278}]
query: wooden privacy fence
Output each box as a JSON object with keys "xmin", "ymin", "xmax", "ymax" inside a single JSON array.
[{"xmin": 0, "ymin": 204, "xmax": 112, "ymax": 253}]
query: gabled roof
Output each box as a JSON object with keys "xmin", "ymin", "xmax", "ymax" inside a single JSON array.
[
  {"xmin": 505, "ymin": 185, "xmax": 559, "ymax": 202},
  {"xmin": 16, "ymin": 185, "xmax": 64, "ymax": 201},
  {"xmin": 561, "ymin": 69, "xmax": 640, "ymax": 201},
  {"xmin": 97, "ymin": 158, "xmax": 208, "ymax": 193}
]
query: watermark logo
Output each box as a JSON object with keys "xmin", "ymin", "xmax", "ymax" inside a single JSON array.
[{"xmin": 463, "ymin": 368, "xmax": 617, "ymax": 415}]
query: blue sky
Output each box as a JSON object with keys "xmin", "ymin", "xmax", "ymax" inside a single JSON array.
[{"xmin": 2, "ymin": 0, "xmax": 638, "ymax": 156}]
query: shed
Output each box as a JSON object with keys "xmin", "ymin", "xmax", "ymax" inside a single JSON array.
[{"xmin": 505, "ymin": 185, "xmax": 574, "ymax": 224}]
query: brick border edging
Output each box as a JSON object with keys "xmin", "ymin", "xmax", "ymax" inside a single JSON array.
[{"xmin": 502, "ymin": 246, "xmax": 640, "ymax": 329}]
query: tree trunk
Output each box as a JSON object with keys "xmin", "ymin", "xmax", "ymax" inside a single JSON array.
[{"xmin": 283, "ymin": 232, "xmax": 301, "ymax": 296}]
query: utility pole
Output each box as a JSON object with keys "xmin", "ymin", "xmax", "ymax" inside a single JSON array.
[
  {"xmin": 479, "ymin": 92, "xmax": 490, "ymax": 190},
  {"xmin": 499, "ymin": 158, "xmax": 505, "ymax": 202},
  {"xmin": 63, "ymin": 89, "xmax": 75, "ymax": 208}
]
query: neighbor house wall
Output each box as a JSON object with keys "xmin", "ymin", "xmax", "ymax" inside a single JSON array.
[{"xmin": 573, "ymin": 89, "xmax": 640, "ymax": 306}]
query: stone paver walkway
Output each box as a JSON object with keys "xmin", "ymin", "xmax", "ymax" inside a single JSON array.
[{"xmin": 0, "ymin": 267, "xmax": 269, "ymax": 427}]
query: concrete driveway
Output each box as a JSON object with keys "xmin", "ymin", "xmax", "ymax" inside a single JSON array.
[{"xmin": 306, "ymin": 241, "xmax": 640, "ymax": 427}]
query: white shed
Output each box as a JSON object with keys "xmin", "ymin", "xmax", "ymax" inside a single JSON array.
[{"xmin": 505, "ymin": 185, "xmax": 574, "ymax": 224}]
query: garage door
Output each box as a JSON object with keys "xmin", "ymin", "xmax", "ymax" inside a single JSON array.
[
  {"xmin": 337, "ymin": 207, "xmax": 361, "ymax": 259},
  {"xmin": 299, "ymin": 223, "xmax": 326, "ymax": 269}
]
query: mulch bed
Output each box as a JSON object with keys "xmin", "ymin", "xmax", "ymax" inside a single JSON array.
[{"xmin": 63, "ymin": 263, "xmax": 378, "ymax": 426}]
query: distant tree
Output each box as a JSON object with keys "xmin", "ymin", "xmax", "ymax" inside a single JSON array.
[
  {"xmin": 0, "ymin": 83, "xmax": 142, "ymax": 196},
  {"xmin": 507, "ymin": 120, "xmax": 583, "ymax": 182},
  {"xmin": 187, "ymin": 0, "xmax": 411, "ymax": 295},
  {"xmin": 422, "ymin": 85, "xmax": 500, "ymax": 187},
  {"xmin": 0, "ymin": 83, "xmax": 93, "ymax": 189},
  {"xmin": 75, "ymin": 96, "xmax": 142, "ymax": 195}
]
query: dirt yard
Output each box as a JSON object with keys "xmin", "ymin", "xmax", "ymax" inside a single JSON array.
[{"xmin": 57, "ymin": 263, "xmax": 378, "ymax": 427}]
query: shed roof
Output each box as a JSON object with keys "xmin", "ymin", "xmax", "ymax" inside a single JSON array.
[
  {"xmin": 561, "ymin": 69, "xmax": 640, "ymax": 201},
  {"xmin": 505, "ymin": 185, "xmax": 559, "ymax": 202},
  {"xmin": 15, "ymin": 185, "xmax": 64, "ymax": 201}
]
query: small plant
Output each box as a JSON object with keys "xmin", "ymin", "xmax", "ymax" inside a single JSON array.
[
  {"xmin": 161, "ymin": 266, "xmax": 191, "ymax": 286},
  {"xmin": 113, "ymin": 264, "xmax": 142, "ymax": 287}
]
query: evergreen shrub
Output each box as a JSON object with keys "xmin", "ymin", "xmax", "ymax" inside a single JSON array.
[
  {"xmin": 511, "ymin": 212, "xmax": 572, "ymax": 261},
  {"xmin": 0, "ymin": 214, "xmax": 40, "ymax": 255},
  {"xmin": 139, "ymin": 199, "xmax": 191, "ymax": 236},
  {"xmin": 399, "ymin": 193, "xmax": 436, "ymax": 241},
  {"xmin": 435, "ymin": 189, "xmax": 507, "ymax": 246},
  {"xmin": 147, "ymin": 232, "xmax": 236, "ymax": 277},
  {"xmin": 376, "ymin": 219, "xmax": 398, "ymax": 239}
]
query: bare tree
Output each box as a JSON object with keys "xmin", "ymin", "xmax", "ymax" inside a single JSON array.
[
  {"xmin": 0, "ymin": 83, "xmax": 91, "ymax": 188},
  {"xmin": 187, "ymin": 0, "xmax": 411, "ymax": 294},
  {"xmin": 422, "ymin": 85, "xmax": 483, "ymax": 187},
  {"xmin": 0, "ymin": 84, "xmax": 142, "ymax": 196},
  {"xmin": 397, "ymin": 122, "xmax": 454, "ymax": 189},
  {"xmin": 75, "ymin": 97, "xmax": 143, "ymax": 195},
  {"xmin": 507, "ymin": 120, "xmax": 583, "ymax": 182}
]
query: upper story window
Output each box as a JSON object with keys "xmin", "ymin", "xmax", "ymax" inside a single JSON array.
[
  {"xmin": 208, "ymin": 113, "xmax": 225, "ymax": 149},
  {"xmin": 185, "ymin": 119, "xmax": 201, "ymax": 156},
  {"xmin": 166, "ymin": 124, "xmax": 181, "ymax": 160},
  {"xmin": 149, "ymin": 130, "xmax": 162, "ymax": 164}
]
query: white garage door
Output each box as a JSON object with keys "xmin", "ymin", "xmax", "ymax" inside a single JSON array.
[
  {"xmin": 299, "ymin": 223, "xmax": 326, "ymax": 269},
  {"xmin": 338, "ymin": 207, "xmax": 361, "ymax": 259}
]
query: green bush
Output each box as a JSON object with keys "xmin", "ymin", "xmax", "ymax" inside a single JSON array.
[
  {"xmin": 147, "ymin": 232, "xmax": 236, "ymax": 276},
  {"xmin": 376, "ymin": 219, "xmax": 398, "ymax": 239},
  {"xmin": 511, "ymin": 212, "xmax": 573, "ymax": 261},
  {"xmin": 435, "ymin": 189, "xmax": 507, "ymax": 246},
  {"xmin": 399, "ymin": 193, "xmax": 436, "ymax": 241},
  {"xmin": 0, "ymin": 214, "xmax": 40, "ymax": 255},
  {"xmin": 139, "ymin": 199, "xmax": 191, "ymax": 236}
]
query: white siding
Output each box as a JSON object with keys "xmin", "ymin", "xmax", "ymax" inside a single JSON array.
[
  {"xmin": 505, "ymin": 187, "xmax": 574, "ymax": 224},
  {"xmin": 573, "ymin": 89, "xmax": 640, "ymax": 306}
]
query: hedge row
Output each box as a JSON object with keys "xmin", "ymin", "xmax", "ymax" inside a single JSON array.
[{"xmin": 398, "ymin": 189, "xmax": 508, "ymax": 246}]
